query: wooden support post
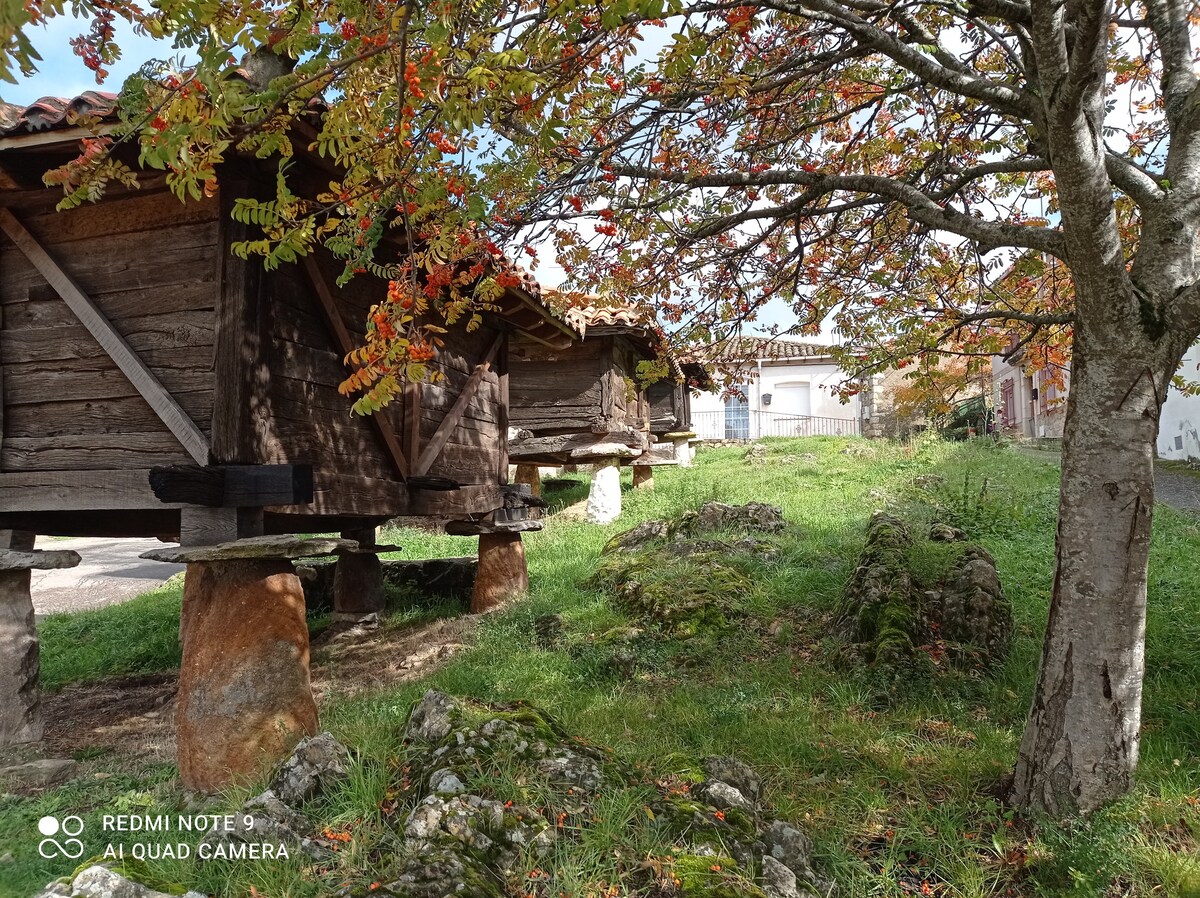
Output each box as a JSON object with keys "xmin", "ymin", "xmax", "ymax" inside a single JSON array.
[
  {"xmin": 632, "ymin": 464, "xmax": 654, "ymax": 490},
  {"xmin": 176, "ymin": 558, "xmax": 318, "ymax": 792},
  {"xmin": 180, "ymin": 506, "xmax": 264, "ymax": 547},
  {"xmin": 334, "ymin": 527, "xmax": 385, "ymax": 616},
  {"xmin": 514, "ymin": 464, "xmax": 542, "ymax": 498},
  {"xmin": 471, "ymin": 532, "xmax": 528, "ymax": 614}
]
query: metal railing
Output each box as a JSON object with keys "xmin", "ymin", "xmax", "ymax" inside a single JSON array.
[{"xmin": 692, "ymin": 409, "xmax": 861, "ymax": 441}]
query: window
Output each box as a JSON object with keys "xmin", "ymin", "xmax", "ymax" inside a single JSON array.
[
  {"xmin": 725, "ymin": 386, "xmax": 750, "ymax": 439},
  {"xmin": 1176, "ymin": 435, "xmax": 1184, "ymax": 451},
  {"xmin": 1000, "ymin": 378, "xmax": 1015, "ymax": 426}
]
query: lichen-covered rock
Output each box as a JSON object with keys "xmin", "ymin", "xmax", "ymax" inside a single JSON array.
[
  {"xmin": 428, "ymin": 768, "xmax": 466, "ymax": 795},
  {"xmin": 759, "ymin": 820, "xmax": 835, "ymax": 897},
  {"xmin": 270, "ymin": 731, "xmax": 351, "ymax": 805},
  {"xmin": 929, "ymin": 522, "xmax": 967, "ymax": 542},
  {"xmin": 603, "ymin": 519, "xmax": 670, "ymax": 554},
  {"xmin": 745, "ymin": 443, "xmax": 768, "ymax": 465},
  {"xmin": 379, "ymin": 847, "xmax": 503, "ymax": 898},
  {"xmin": 835, "ymin": 513, "xmax": 922, "ymax": 664},
  {"xmin": 937, "ymin": 545, "xmax": 1013, "ymax": 667},
  {"xmin": 663, "ymin": 538, "xmax": 780, "ymax": 563},
  {"xmin": 700, "ymin": 780, "xmax": 756, "ymax": 814},
  {"xmin": 675, "ymin": 502, "xmax": 786, "ymax": 537},
  {"xmin": 703, "ymin": 757, "xmax": 761, "ymax": 804},
  {"xmin": 202, "ymin": 788, "xmax": 328, "ymax": 859},
  {"xmin": 42, "ymin": 866, "xmax": 206, "ymax": 898},
  {"xmin": 406, "ymin": 689, "xmax": 459, "ymax": 742},
  {"xmin": 536, "ymin": 748, "xmax": 604, "ymax": 790}
]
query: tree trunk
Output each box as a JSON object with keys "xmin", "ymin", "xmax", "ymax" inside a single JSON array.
[{"xmin": 1011, "ymin": 340, "xmax": 1164, "ymax": 816}]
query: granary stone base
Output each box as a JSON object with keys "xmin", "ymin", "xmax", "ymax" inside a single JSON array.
[
  {"xmin": 514, "ymin": 464, "xmax": 542, "ymax": 498},
  {"xmin": 177, "ymin": 559, "xmax": 318, "ymax": 792},
  {"xmin": 334, "ymin": 552, "xmax": 386, "ymax": 615},
  {"xmin": 0, "ymin": 570, "xmax": 42, "ymax": 746},
  {"xmin": 586, "ymin": 458, "xmax": 622, "ymax": 524},
  {"xmin": 632, "ymin": 465, "xmax": 654, "ymax": 490},
  {"xmin": 672, "ymin": 437, "xmax": 694, "ymax": 467},
  {"xmin": 471, "ymin": 533, "xmax": 529, "ymax": 613}
]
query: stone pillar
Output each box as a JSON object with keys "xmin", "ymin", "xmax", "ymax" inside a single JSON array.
[
  {"xmin": 143, "ymin": 536, "xmax": 357, "ymax": 793},
  {"xmin": 514, "ymin": 464, "xmax": 542, "ymax": 499},
  {"xmin": 472, "ymin": 533, "xmax": 528, "ymax": 614},
  {"xmin": 0, "ymin": 540, "xmax": 79, "ymax": 748},
  {"xmin": 673, "ymin": 438, "xmax": 693, "ymax": 467},
  {"xmin": 176, "ymin": 558, "xmax": 318, "ymax": 792},
  {"xmin": 632, "ymin": 464, "xmax": 654, "ymax": 490},
  {"xmin": 334, "ymin": 528, "xmax": 385, "ymax": 616},
  {"xmin": 587, "ymin": 457, "xmax": 622, "ymax": 524},
  {"xmin": 0, "ymin": 569, "xmax": 39, "ymax": 746}
]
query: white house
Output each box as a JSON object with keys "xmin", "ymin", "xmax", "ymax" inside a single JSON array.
[
  {"xmin": 690, "ymin": 337, "xmax": 864, "ymax": 440},
  {"xmin": 1159, "ymin": 342, "xmax": 1200, "ymax": 461}
]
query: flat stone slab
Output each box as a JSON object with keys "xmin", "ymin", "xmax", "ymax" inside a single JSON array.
[
  {"xmin": 141, "ymin": 535, "xmax": 358, "ymax": 564},
  {"xmin": 0, "ymin": 758, "xmax": 78, "ymax": 788},
  {"xmin": 0, "ymin": 549, "xmax": 81, "ymax": 572},
  {"xmin": 445, "ymin": 519, "xmax": 544, "ymax": 537},
  {"xmin": 663, "ymin": 431, "xmax": 698, "ymax": 440},
  {"xmin": 568, "ymin": 443, "xmax": 641, "ymax": 460}
]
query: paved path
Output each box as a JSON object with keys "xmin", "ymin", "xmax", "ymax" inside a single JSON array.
[
  {"xmin": 1153, "ymin": 464, "xmax": 1200, "ymax": 516},
  {"xmin": 30, "ymin": 537, "xmax": 184, "ymax": 616},
  {"xmin": 1018, "ymin": 446, "xmax": 1200, "ymax": 517}
]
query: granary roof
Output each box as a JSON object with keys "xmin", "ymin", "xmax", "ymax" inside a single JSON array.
[
  {"xmin": 0, "ymin": 91, "xmax": 119, "ymax": 138},
  {"xmin": 692, "ymin": 335, "xmax": 836, "ymax": 364}
]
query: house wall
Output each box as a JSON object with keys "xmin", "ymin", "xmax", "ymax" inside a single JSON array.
[
  {"xmin": 1159, "ymin": 342, "xmax": 1200, "ymax": 461},
  {"xmin": 691, "ymin": 357, "xmax": 861, "ymax": 439},
  {"xmin": 991, "ymin": 355, "xmax": 1068, "ymax": 439}
]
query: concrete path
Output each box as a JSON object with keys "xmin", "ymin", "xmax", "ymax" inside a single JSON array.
[
  {"xmin": 1153, "ymin": 463, "xmax": 1200, "ymax": 516},
  {"xmin": 30, "ymin": 537, "xmax": 184, "ymax": 616}
]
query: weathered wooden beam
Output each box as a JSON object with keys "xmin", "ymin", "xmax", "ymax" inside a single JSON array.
[
  {"xmin": 0, "ymin": 470, "xmax": 183, "ymax": 512},
  {"xmin": 301, "ymin": 254, "xmax": 410, "ymax": 479},
  {"xmin": 149, "ymin": 464, "xmax": 315, "ymax": 507},
  {"xmin": 0, "ymin": 208, "xmax": 212, "ymax": 465},
  {"xmin": 412, "ymin": 332, "xmax": 503, "ymax": 477},
  {"xmin": 405, "ymin": 379, "xmax": 422, "ymax": 468}
]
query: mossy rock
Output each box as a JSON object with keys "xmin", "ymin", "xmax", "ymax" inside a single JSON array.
[{"xmin": 671, "ymin": 854, "xmax": 767, "ymax": 898}]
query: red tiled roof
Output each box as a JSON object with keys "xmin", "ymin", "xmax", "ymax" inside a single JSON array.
[{"xmin": 0, "ymin": 91, "xmax": 119, "ymax": 137}]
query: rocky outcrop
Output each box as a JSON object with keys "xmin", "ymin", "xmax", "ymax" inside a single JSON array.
[
  {"xmin": 603, "ymin": 502, "xmax": 786, "ymax": 556},
  {"xmin": 352, "ymin": 691, "xmax": 835, "ymax": 898},
  {"xmin": 32, "ymin": 866, "xmax": 207, "ymax": 898},
  {"xmin": 837, "ymin": 512, "xmax": 1012, "ymax": 672}
]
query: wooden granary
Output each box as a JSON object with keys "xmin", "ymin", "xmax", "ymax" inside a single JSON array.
[
  {"xmin": 0, "ymin": 92, "xmax": 575, "ymax": 789},
  {"xmin": 508, "ymin": 301, "xmax": 700, "ymax": 522}
]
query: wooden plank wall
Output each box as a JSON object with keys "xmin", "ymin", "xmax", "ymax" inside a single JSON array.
[
  {"xmin": 0, "ymin": 189, "xmax": 218, "ymax": 472},
  {"xmin": 508, "ymin": 335, "xmax": 607, "ymax": 434},
  {"xmin": 264, "ymin": 256, "xmax": 505, "ymax": 510}
]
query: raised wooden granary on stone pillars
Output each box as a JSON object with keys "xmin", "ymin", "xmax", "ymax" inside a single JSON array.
[
  {"xmin": 507, "ymin": 298, "xmax": 705, "ymax": 523},
  {"xmin": 0, "ymin": 92, "xmax": 577, "ymax": 791}
]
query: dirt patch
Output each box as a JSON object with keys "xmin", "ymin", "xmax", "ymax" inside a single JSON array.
[
  {"xmin": 37, "ymin": 612, "xmax": 480, "ymax": 767},
  {"xmin": 42, "ymin": 672, "xmax": 178, "ymax": 763}
]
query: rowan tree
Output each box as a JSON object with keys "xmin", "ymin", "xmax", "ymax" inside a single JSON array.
[{"xmin": 4, "ymin": 0, "xmax": 1200, "ymax": 816}]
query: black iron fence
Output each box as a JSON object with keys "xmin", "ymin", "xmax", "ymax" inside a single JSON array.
[{"xmin": 692, "ymin": 409, "xmax": 861, "ymax": 441}]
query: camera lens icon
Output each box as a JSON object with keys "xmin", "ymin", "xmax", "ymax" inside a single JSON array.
[{"xmin": 37, "ymin": 815, "xmax": 85, "ymax": 859}]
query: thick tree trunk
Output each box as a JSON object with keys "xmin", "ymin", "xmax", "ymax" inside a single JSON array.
[{"xmin": 1011, "ymin": 342, "xmax": 1164, "ymax": 815}]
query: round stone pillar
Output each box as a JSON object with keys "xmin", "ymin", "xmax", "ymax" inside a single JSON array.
[
  {"xmin": 632, "ymin": 464, "xmax": 654, "ymax": 490},
  {"xmin": 472, "ymin": 532, "xmax": 529, "ymax": 614},
  {"xmin": 141, "ymin": 535, "xmax": 358, "ymax": 793},
  {"xmin": 587, "ymin": 457, "xmax": 623, "ymax": 524}
]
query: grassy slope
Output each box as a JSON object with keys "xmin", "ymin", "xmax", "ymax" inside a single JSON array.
[{"xmin": 1, "ymin": 438, "xmax": 1198, "ymax": 898}]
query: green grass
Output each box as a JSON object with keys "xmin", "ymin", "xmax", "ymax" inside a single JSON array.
[{"xmin": 2, "ymin": 437, "xmax": 1198, "ymax": 898}]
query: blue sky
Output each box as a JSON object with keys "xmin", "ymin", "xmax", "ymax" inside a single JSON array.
[{"xmin": 1, "ymin": 17, "xmax": 173, "ymax": 105}]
